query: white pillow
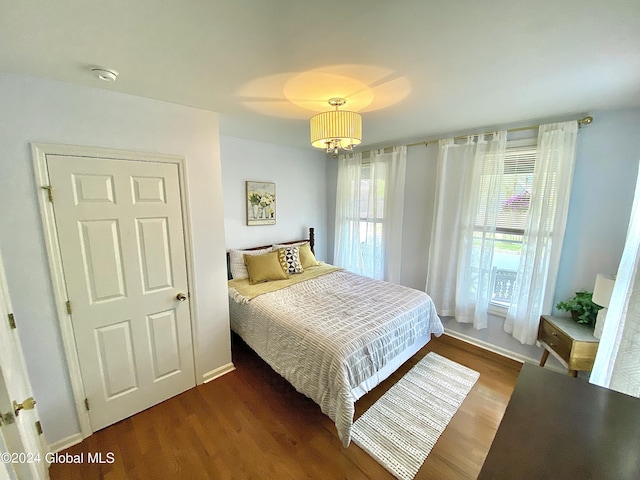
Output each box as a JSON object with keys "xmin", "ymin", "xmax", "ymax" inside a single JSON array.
[
  {"xmin": 272, "ymin": 241, "xmax": 308, "ymax": 251},
  {"xmin": 229, "ymin": 247, "xmax": 272, "ymax": 279}
]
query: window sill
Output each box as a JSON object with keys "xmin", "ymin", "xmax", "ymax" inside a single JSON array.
[{"xmin": 488, "ymin": 303, "xmax": 508, "ymax": 318}]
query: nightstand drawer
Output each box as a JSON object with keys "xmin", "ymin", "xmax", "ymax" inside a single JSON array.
[
  {"xmin": 538, "ymin": 315, "xmax": 599, "ymax": 376},
  {"xmin": 538, "ymin": 318, "xmax": 572, "ymax": 364}
]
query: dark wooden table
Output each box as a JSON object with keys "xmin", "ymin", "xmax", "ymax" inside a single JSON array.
[{"xmin": 478, "ymin": 363, "xmax": 640, "ymax": 479}]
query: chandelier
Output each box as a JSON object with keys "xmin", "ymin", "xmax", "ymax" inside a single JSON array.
[{"xmin": 310, "ymin": 98, "xmax": 362, "ymax": 156}]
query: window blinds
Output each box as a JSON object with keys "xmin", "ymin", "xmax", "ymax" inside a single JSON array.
[
  {"xmin": 474, "ymin": 145, "xmax": 537, "ymax": 233},
  {"xmin": 497, "ymin": 146, "xmax": 536, "ymax": 233}
]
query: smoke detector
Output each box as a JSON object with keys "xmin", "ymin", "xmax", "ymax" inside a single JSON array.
[{"xmin": 91, "ymin": 67, "xmax": 119, "ymax": 82}]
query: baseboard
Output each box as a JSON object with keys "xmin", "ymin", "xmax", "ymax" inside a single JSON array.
[
  {"xmin": 443, "ymin": 329, "xmax": 566, "ymax": 374},
  {"xmin": 202, "ymin": 362, "xmax": 235, "ymax": 384},
  {"xmin": 49, "ymin": 432, "xmax": 84, "ymax": 453}
]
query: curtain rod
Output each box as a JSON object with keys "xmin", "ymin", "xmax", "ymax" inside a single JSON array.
[{"xmin": 359, "ymin": 115, "xmax": 593, "ymax": 155}]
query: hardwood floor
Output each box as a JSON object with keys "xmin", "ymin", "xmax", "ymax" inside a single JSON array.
[{"xmin": 49, "ymin": 333, "xmax": 521, "ymax": 480}]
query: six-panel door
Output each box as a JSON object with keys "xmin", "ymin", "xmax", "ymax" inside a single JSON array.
[{"xmin": 47, "ymin": 155, "xmax": 195, "ymax": 431}]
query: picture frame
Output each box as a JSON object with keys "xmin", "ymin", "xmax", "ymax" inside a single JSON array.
[{"xmin": 246, "ymin": 181, "xmax": 276, "ymax": 226}]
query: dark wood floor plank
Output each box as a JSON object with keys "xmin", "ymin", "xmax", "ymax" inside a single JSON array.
[{"xmin": 49, "ymin": 333, "xmax": 521, "ymax": 480}]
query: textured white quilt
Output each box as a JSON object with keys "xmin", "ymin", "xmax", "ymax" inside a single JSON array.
[{"xmin": 228, "ymin": 270, "xmax": 444, "ymax": 447}]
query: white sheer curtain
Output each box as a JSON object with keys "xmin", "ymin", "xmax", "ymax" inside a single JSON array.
[
  {"xmin": 427, "ymin": 121, "xmax": 577, "ymax": 340},
  {"xmin": 591, "ymin": 161, "xmax": 640, "ymax": 397},
  {"xmin": 334, "ymin": 151, "xmax": 363, "ymax": 274},
  {"xmin": 425, "ymin": 139, "xmax": 467, "ymax": 316},
  {"xmin": 334, "ymin": 146, "xmax": 407, "ymax": 282},
  {"xmin": 504, "ymin": 121, "xmax": 578, "ymax": 344},
  {"xmin": 456, "ymin": 133, "xmax": 507, "ymax": 328},
  {"xmin": 426, "ymin": 133, "xmax": 506, "ymax": 328}
]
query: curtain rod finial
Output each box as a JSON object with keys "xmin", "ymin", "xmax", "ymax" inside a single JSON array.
[{"xmin": 578, "ymin": 116, "xmax": 593, "ymax": 127}]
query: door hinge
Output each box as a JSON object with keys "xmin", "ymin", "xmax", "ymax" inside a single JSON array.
[
  {"xmin": 84, "ymin": 398, "xmax": 90, "ymax": 411},
  {"xmin": 35, "ymin": 420, "xmax": 43, "ymax": 435},
  {"xmin": 8, "ymin": 313, "xmax": 16, "ymax": 329},
  {"xmin": 66, "ymin": 301, "xmax": 72, "ymax": 315},
  {"xmin": 41, "ymin": 185, "xmax": 54, "ymax": 202}
]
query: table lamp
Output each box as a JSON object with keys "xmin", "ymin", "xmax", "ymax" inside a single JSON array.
[{"xmin": 592, "ymin": 273, "xmax": 616, "ymax": 339}]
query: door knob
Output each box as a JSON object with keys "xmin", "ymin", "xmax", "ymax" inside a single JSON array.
[
  {"xmin": 13, "ymin": 397, "xmax": 36, "ymax": 416},
  {"xmin": 176, "ymin": 292, "xmax": 187, "ymax": 302}
]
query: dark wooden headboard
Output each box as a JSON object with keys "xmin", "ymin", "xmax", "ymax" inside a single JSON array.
[{"xmin": 226, "ymin": 227, "xmax": 315, "ymax": 280}]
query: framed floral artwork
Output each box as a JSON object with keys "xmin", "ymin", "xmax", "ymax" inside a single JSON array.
[{"xmin": 246, "ymin": 181, "xmax": 276, "ymax": 225}]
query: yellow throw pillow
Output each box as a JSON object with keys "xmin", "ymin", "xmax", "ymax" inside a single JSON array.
[
  {"xmin": 244, "ymin": 251, "xmax": 288, "ymax": 284},
  {"xmin": 299, "ymin": 242, "xmax": 319, "ymax": 269}
]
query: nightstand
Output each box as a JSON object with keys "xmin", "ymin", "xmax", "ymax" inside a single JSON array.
[{"xmin": 537, "ymin": 315, "xmax": 599, "ymax": 377}]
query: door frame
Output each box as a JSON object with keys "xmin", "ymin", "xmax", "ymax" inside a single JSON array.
[
  {"xmin": 32, "ymin": 143, "xmax": 198, "ymax": 441},
  {"xmin": 0, "ymin": 246, "xmax": 50, "ymax": 479}
]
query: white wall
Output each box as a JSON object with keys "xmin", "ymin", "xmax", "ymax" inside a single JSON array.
[
  {"xmin": 220, "ymin": 135, "xmax": 329, "ymax": 260},
  {"xmin": 0, "ymin": 73, "xmax": 231, "ymax": 445},
  {"xmin": 555, "ymin": 108, "xmax": 640, "ymax": 301},
  {"xmin": 400, "ymin": 144, "xmax": 439, "ymax": 290}
]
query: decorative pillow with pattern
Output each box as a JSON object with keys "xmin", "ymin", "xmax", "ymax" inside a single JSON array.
[{"xmin": 277, "ymin": 246, "xmax": 304, "ymax": 274}]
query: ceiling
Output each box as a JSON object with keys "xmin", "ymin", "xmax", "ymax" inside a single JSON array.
[{"xmin": 1, "ymin": 0, "xmax": 639, "ymax": 150}]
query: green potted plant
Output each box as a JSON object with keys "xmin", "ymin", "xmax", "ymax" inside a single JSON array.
[{"xmin": 556, "ymin": 291, "xmax": 602, "ymax": 328}]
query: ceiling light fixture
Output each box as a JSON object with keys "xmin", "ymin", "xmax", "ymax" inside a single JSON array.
[
  {"xmin": 91, "ymin": 67, "xmax": 119, "ymax": 82},
  {"xmin": 310, "ymin": 98, "xmax": 362, "ymax": 156}
]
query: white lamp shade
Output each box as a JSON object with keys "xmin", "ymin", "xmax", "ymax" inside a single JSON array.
[
  {"xmin": 310, "ymin": 110, "xmax": 362, "ymax": 149},
  {"xmin": 593, "ymin": 273, "xmax": 616, "ymax": 308}
]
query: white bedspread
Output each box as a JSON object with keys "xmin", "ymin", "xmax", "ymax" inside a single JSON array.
[{"xmin": 228, "ymin": 270, "xmax": 444, "ymax": 447}]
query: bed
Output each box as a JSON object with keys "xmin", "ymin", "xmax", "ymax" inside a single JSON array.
[{"xmin": 227, "ymin": 228, "xmax": 444, "ymax": 447}]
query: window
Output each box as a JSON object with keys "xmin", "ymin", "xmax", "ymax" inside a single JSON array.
[
  {"xmin": 334, "ymin": 147, "xmax": 406, "ymax": 282},
  {"xmin": 475, "ymin": 139, "xmax": 537, "ymax": 309},
  {"xmin": 354, "ymin": 163, "xmax": 386, "ymax": 279}
]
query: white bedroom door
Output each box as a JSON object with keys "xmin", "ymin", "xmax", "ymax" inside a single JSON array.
[
  {"xmin": 0, "ymin": 249, "xmax": 49, "ymax": 480},
  {"xmin": 46, "ymin": 154, "xmax": 195, "ymax": 431}
]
